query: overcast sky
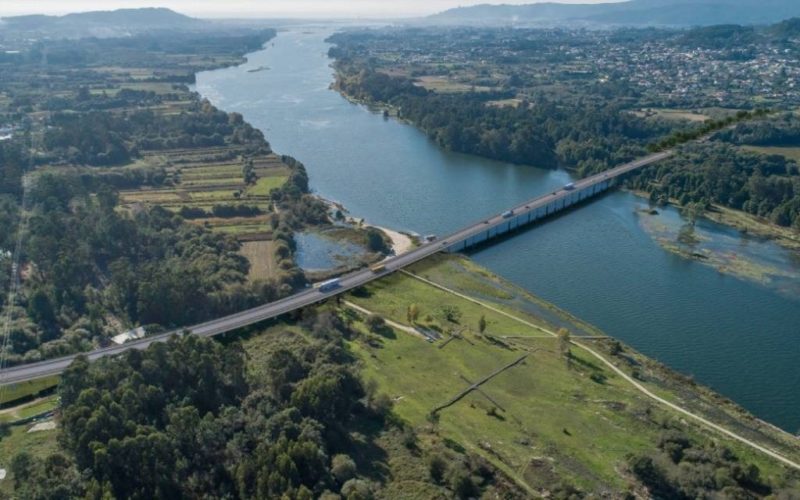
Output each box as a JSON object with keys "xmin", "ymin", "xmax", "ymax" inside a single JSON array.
[{"xmin": 1, "ymin": 1, "xmax": 620, "ymax": 19}]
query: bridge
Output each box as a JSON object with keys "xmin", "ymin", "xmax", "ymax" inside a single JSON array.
[{"xmin": 0, "ymin": 150, "xmax": 672, "ymax": 385}]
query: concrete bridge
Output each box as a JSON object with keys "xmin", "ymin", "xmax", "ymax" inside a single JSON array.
[
  {"xmin": 0, "ymin": 150, "xmax": 672, "ymax": 384},
  {"xmin": 441, "ymin": 150, "xmax": 672, "ymax": 252}
]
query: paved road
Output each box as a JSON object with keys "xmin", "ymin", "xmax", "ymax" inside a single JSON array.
[{"xmin": 0, "ymin": 150, "xmax": 672, "ymax": 384}]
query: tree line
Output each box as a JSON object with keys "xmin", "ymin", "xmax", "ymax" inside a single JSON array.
[
  {"xmin": 329, "ymin": 54, "xmax": 674, "ymax": 174},
  {"xmin": 632, "ymin": 143, "xmax": 800, "ymax": 229},
  {"xmin": 8, "ymin": 311, "xmax": 522, "ymax": 499}
]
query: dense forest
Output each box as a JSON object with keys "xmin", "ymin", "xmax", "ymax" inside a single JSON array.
[
  {"xmin": 328, "ymin": 29, "xmax": 800, "ymax": 234},
  {"xmin": 330, "ymin": 62, "xmax": 671, "ymax": 173},
  {"xmin": 42, "ymin": 101, "xmax": 268, "ymax": 166},
  {"xmin": 0, "ymin": 28, "xmax": 329, "ymax": 363},
  {"xmin": 8, "ymin": 312, "xmax": 524, "ymax": 499},
  {"xmin": 630, "ymin": 116, "xmax": 800, "ymax": 230}
]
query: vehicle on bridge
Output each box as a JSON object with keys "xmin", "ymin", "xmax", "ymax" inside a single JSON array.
[
  {"xmin": 318, "ymin": 278, "xmax": 341, "ymax": 293},
  {"xmin": 424, "ymin": 234, "xmax": 437, "ymax": 242},
  {"xmin": 370, "ymin": 263, "xmax": 386, "ymax": 273},
  {"xmin": 564, "ymin": 182, "xmax": 576, "ymax": 190},
  {"xmin": 501, "ymin": 210, "xmax": 514, "ymax": 219}
]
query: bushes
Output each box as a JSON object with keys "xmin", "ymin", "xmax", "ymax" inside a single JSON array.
[
  {"xmin": 15, "ymin": 314, "xmax": 384, "ymax": 499},
  {"xmin": 647, "ymin": 108, "xmax": 772, "ymax": 152},
  {"xmin": 210, "ymin": 204, "xmax": 262, "ymax": 218},
  {"xmin": 629, "ymin": 142, "xmax": 800, "ymax": 229},
  {"xmin": 630, "ymin": 431, "xmax": 772, "ymax": 498}
]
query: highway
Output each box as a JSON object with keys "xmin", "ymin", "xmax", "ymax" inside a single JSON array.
[{"xmin": 0, "ymin": 150, "xmax": 672, "ymax": 384}]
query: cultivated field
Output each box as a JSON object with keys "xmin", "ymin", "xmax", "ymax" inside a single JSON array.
[
  {"xmin": 741, "ymin": 145, "xmax": 800, "ymax": 162},
  {"xmin": 118, "ymin": 148, "xmax": 289, "ymax": 238},
  {"xmin": 239, "ymin": 240, "xmax": 278, "ymax": 281}
]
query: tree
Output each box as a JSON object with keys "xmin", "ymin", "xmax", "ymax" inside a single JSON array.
[
  {"xmin": 441, "ymin": 305, "xmax": 462, "ymax": 324},
  {"xmin": 363, "ymin": 228, "xmax": 389, "ymax": 254},
  {"xmin": 428, "ymin": 454, "xmax": 447, "ymax": 484},
  {"xmin": 341, "ymin": 479, "xmax": 374, "ymax": 500},
  {"xmin": 407, "ymin": 304, "xmax": 420, "ymax": 323},
  {"xmin": 365, "ymin": 314, "xmax": 386, "ymax": 333},
  {"xmin": 478, "ymin": 315, "xmax": 487, "ymax": 334},
  {"xmin": 447, "ymin": 463, "xmax": 478, "ymax": 499},
  {"xmin": 557, "ymin": 328, "xmax": 572, "ymax": 359},
  {"xmin": 331, "ymin": 454, "xmax": 357, "ymax": 484}
]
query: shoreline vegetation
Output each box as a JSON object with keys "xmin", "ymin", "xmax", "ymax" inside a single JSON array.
[
  {"xmin": 333, "ymin": 71, "xmax": 800, "ymax": 255},
  {"xmin": 333, "ymin": 78, "xmax": 800, "ymax": 255},
  {"xmin": 325, "ymin": 23, "xmax": 800, "ymax": 256},
  {"xmin": 2, "ymin": 24, "xmax": 800, "ymax": 498},
  {"xmin": 631, "ymin": 189, "xmax": 800, "ymax": 252},
  {"xmin": 314, "ymin": 195, "xmax": 417, "ymax": 256}
]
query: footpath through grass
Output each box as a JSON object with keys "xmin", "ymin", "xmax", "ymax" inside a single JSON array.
[{"xmin": 344, "ymin": 254, "xmax": 800, "ymax": 493}]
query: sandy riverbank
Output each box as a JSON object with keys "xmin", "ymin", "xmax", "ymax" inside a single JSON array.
[
  {"xmin": 370, "ymin": 224, "xmax": 414, "ymax": 255},
  {"xmin": 314, "ymin": 195, "xmax": 416, "ymax": 255}
]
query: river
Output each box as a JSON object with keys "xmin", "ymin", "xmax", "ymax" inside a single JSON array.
[{"xmin": 195, "ymin": 28, "xmax": 800, "ymax": 433}]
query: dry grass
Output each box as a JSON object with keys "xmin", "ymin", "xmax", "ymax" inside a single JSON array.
[
  {"xmin": 741, "ymin": 145, "xmax": 800, "ymax": 162},
  {"xmin": 240, "ymin": 240, "xmax": 278, "ymax": 281},
  {"xmin": 633, "ymin": 108, "xmax": 710, "ymax": 122},
  {"xmin": 486, "ymin": 98, "xmax": 522, "ymax": 108},
  {"xmin": 413, "ymin": 76, "xmax": 493, "ymax": 93}
]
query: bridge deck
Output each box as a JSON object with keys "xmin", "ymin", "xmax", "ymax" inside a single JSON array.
[{"xmin": 0, "ymin": 150, "xmax": 672, "ymax": 384}]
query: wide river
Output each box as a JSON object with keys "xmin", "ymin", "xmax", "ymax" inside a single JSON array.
[{"xmin": 195, "ymin": 28, "xmax": 800, "ymax": 433}]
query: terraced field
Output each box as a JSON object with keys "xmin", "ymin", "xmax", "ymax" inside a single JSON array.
[
  {"xmin": 118, "ymin": 148, "xmax": 289, "ymax": 237},
  {"xmin": 116, "ymin": 147, "xmax": 292, "ymax": 280}
]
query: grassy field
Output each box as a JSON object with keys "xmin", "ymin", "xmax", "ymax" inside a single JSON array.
[
  {"xmin": 0, "ymin": 422, "xmax": 59, "ymax": 496},
  {"xmin": 632, "ymin": 108, "xmax": 710, "ymax": 122},
  {"xmin": 245, "ymin": 175, "xmax": 289, "ymax": 196},
  {"xmin": 340, "ymin": 254, "xmax": 800, "ymax": 493},
  {"xmin": 240, "ymin": 240, "xmax": 278, "ymax": 280},
  {"xmin": 0, "ymin": 376, "xmax": 59, "ymax": 406},
  {"xmin": 413, "ymin": 76, "xmax": 493, "ymax": 94},
  {"xmin": 0, "ymin": 396, "xmax": 58, "ymax": 424},
  {"xmin": 741, "ymin": 145, "xmax": 800, "ymax": 162},
  {"xmin": 486, "ymin": 98, "xmax": 523, "ymax": 109}
]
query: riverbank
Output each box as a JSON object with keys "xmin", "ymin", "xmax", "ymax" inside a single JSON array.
[
  {"xmin": 331, "ymin": 67, "xmax": 800, "ymax": 259},
  {"xmin": 631, "ymin": 189, "xmax": 800, "ymax": 252},
  {"xmin": 344, "ymin": 253, "xmax": 800, "ymax": 494},
  {"xmin": 194, "ymin": 29, "xmax": 800, "ymax": 433},
  {"xmin": 314, "ymin": 194, "xmax": 416, "ymax": 255}
]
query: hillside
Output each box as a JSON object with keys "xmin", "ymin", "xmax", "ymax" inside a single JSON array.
[
  {"xmin": 429, "ymin": 0, "xmax": 800, "ymax": 27},
  {"xmin": 1, "ymin": 8, "xmax": 201, "ymax": 38}
]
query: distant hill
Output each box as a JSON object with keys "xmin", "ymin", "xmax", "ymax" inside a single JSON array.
[
  {"xmin": 768, "ymin": 17, "xmax": 800, "ymax": 39},
  {"xmin": 2, "ymin": 8, "xmax": 201, "ymax": 37},
  {"xmin": 429, "ymin": 0, "xmax": 800, "ymax": 27}
]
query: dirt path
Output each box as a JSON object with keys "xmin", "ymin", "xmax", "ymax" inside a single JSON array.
[
  {"xmin": 0, "ymin": 396, "xmax": 48, "ymax": 416},
  {"xmin": 342, "ymin": 300, "xmax": 427, "ymax": 340},
  {"xmin": 399, "ymin": 270, "xmax": 800, "ymax": 472}
]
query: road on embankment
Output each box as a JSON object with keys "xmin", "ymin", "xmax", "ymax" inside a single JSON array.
[{"xmin": 0, "ymin": 150, "xmax": 672, "ymax": 385}]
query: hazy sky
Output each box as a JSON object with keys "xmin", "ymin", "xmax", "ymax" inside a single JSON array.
[{"xmin": 1, "ymin": 1, "xmax": 620, "ymax": 19}]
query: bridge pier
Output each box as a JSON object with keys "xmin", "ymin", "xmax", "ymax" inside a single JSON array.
[{"xmin": 446, "ymin": 178, "xmax": 617, "ymax": 253}]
